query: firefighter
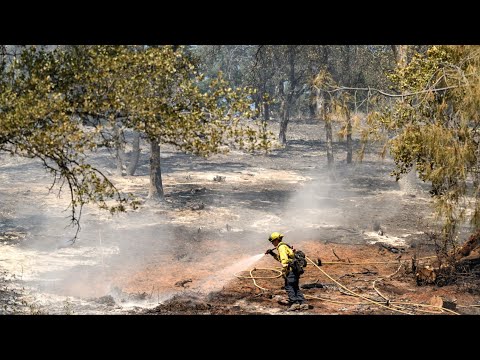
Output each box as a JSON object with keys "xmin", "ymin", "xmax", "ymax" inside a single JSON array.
[{"xmin": 265, "ymin": 232, "xmax": 309, "ymax": 311}]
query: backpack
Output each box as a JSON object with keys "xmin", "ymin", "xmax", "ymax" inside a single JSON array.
[{"xmin": 285, "ymin": 243, "xmax": 307, "ymax": 275}]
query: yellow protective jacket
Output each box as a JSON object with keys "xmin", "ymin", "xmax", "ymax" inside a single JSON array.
[{"xmin": 272, "ymin": 241, "xmax": 294, "ymax": 274}]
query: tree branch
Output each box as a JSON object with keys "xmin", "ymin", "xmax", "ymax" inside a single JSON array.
[{"xmin": 313, "ymin": 84, "xmax": 462, "ymax": 98}]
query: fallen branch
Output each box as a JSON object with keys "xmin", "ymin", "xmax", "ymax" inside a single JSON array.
[
  {"xmin": 378, "ymin": 242, "xmax": 405, "ymax": 254},
  {"xmin": 332, "ymin": 248, "xmax": 344, "ymax": 262},
  {"xmin": 352, "ymin": 268, "xmax": 378, "ymax": 276}
]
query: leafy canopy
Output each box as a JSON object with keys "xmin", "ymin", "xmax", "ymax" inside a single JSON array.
[
  {"xmin": 379, "ymin": 46, "xmax": 480, "ymax": 242},
  {"xmin": 0, "ymin": 45, "xmax": 274, "ymax": 237}
]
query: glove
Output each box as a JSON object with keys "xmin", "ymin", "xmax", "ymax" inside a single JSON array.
[{"xmin": 265, "ymin": 249, "xmax": 274, "ymax": 256}]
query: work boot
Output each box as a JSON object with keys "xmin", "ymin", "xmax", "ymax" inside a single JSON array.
[
  {"xmin": 288, "ymin": 303, "xmax": 301, "ymax": 311},
  {"xmin": 298, "ymin": 303, "xmax": 309, "ymax": 311},
  {"xmin": 277, "ymin": 298, "xmax": 290, "ymax": 306}
]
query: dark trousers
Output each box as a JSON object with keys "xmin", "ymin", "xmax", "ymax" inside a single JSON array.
[{"xmin": 284, "ymin": 271, "xmax": 305, "ymax": 304}]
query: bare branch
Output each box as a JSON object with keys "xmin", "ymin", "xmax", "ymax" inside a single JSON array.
[{"xmin": 314, "ymin": 84, "xmax": 461, "ymax": 98}]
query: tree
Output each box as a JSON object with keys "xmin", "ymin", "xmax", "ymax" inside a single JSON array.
[
  {"xmin": 194, "ymin": 45, "xmax": 277, "ymax": 122},
  {"xmin": 0, "ymin": 45, "xmax": 275, "ymax": 235},
  {"xmin": 313, "ymin": 70, "xmax": 335, "ymax": 167},
  {"xmin": 372, "ymin": 45, "xmax": 480, "ymax": 252},
  {"xmin": 194, "ymin": 45, "xmax": 397, "ymax": 150},
  {"xmin": 0, "ymin": 46, "xmax": 135, "ymax": 238},
  {"xmin": 81, "ymin": 46, "xmax": 274, "ymax": 201},
  {"xmin": 391, "ymin": 45, "xmax": 408, "ymax": 68}
]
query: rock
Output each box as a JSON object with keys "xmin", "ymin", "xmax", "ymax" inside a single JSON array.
[
  {"xmin": 429, "ymin": 295, "xmax": 443, "ymax": 308},
  {"xmin": 427, "ymin": 295, "xmax": 456, "ymax": 310},
  {"xmin": 443, "ymin": 300, "xmax": 457, "ymax": 311}
]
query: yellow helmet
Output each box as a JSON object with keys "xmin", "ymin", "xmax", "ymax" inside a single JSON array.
[{"xmin": 268, "ymin": 232, "xmax": 283, "ymax": 242}]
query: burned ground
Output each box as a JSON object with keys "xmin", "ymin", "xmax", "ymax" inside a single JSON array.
[{"xmin": 1, "ymin": 119, "xmax": 479, "ymax": 315}]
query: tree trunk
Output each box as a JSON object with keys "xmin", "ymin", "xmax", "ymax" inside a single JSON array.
[
  {"xmin": 392, "ymin": 45, "xmax": 419, "ymax": 193},
  {"xmin": 346, "ymin": 117, "xmax": 352, "ymax": 164},
  {"xmin": 278, "ymin": 46, "xmax": 297, "ymax": 146},
  {"xmin": 325, "ymin": 113, "xmax": 334, "ymax": 167},
  {"xmin": 316, "ymin": 89, "xmax": 334, "ymax": 167},
  {"xmin": 263, "ymin": 101, "xmax": 270, "ymax": 121},
  {"xmin": 148, "ymin": 139, "xmax": 164, "ymax": 201},
  {"xmin": 127, "ymin": 131, "xmax": 140, "ymax": 176},
  {"xmin": 259, "ymin": 50, "xmax": 270, "ymax": 122},
  {"xmin": 391, "ymin": 45, "xmax": 408, "ymax": 70},
  {"xmin": 309, "ymin": 101, "xmax": 316, "ymax": 119},
  {"xmin": 278, "ymin": 97, "xmax": 290, "ymax": 145},
  {"xmin": 343, "ymin": 104, "xmax": 353, "ymax": 164},
  {"xmin": 342, "ymin": 45, "xmax": 353, "ymax": 86},
  {"xmin": 474, "ymin": 142, "xmax": 480, "ymax": 223},
  {"xmin": 113, "ymin": 122, "xmax": 125, "ymax": 176}
]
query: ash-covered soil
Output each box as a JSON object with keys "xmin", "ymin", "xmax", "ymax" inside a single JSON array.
[{"xmin": 1, "ymin": 119, "xmax": 479, "ymax": 315}]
